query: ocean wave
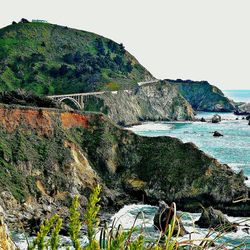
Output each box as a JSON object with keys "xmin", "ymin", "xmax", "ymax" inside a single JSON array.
[
  {"xmin": 229, "ymin": 163, "xmax": 249, "ymax": 170},
  {"xmin": 111, "ymin": 204, "xmax": 250, "ymax": 247},
  {"xmin": 128, "ymin": 122, "xmax": 173, "ymax": 132},
  {"xmin": 110, "ymin": 204, "xmax": 157, "ymax": 229}
]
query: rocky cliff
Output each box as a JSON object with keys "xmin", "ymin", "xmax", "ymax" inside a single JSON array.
[
  {"xmin": 0, "ymin": 105, "xmax": 248, "ymax": 232},
  {"xmin": 235, "ymin": 102, "xmax": 250, "ymax": 115},
  {"xmin": 82, "ymin": 81, "xmax": 194, "ymax": 126},
  {"xmin": 167, "ymin": 79, "xmax": 236, "ymax": 112}
]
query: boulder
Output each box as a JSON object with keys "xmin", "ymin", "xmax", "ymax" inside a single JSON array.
[
  {"xmin": 195, "ymin": 206, "xmax": 237, "ymax": 232},
  {"xmin": 242, "ymin": 227, "xmax": 250, "ymax": 234},
  {"xmin": 153, "ymin": 201, "xmax": 187, "ymax": 236},
  {"xmin": 200, "ymin": 117, "xmax": 206, "ymax": 122},
  {"xmin": 212, "ymin": 114, "xmax": 222, "ymax": 123},
  {"xmin": 0, "ymin": 191, "xmax": 19, "ymax": 210},
  {"xmin": 248, "ymin": 120, "xmax": 250, "ymax": 126},
  {"xmin": 213, "ymin": 131, "xmax": 223, "ymax": 137},
  {"xmin": 246, "ymin": 115, "xmax": 250, "ymax": 120}
]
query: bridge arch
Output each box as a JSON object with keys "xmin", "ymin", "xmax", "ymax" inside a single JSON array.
[{"xmin": 58, "ymin": 97, "xmax": 82, "ymax": 109}]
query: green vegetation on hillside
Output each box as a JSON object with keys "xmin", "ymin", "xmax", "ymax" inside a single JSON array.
[{"xmin": 0, "ymin": 21, "xmax": 153, "ymax": 95}]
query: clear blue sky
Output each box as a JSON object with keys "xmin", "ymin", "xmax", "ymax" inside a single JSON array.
[{"xmin": 1, "ymin": 0, "xmax": 250, "ymax": 89}]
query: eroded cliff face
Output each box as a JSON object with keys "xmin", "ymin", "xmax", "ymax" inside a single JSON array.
[
  {"xmin": 0, "ymin": 105, "xmax": 249, "ymax": 232},
  {"xmin": 235, "ymin": 102, "xmax": 250, "ymax": 115},
  {"xmin": 167, "ymin": 79, "xmax": 236, "ymax": 112},
  {"xmin": 0, "ymin": 207, "xmax": 15, "ymax": 250},
  {"xmin": 82, "ymin": 81, "xmax": 194, "ymax": 126}
]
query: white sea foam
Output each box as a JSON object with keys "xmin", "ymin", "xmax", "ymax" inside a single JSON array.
[
  {"xmin": 229, "ymin": 163, "xmax": 247, "ymax": 172},
  {"xmin": 111, "ymin": 204, "xmax": 250, "ymax": 247},
  {"xmin": 110, "ymin": 204, "xmax": 157, "ymax": 229},
  {"xmin": 128, "ymin": 122, "xmax": 173, "ymax": 133},
  {"xmin": 13, "ymin": 234, "xmax": 88, "ymax": 250},
  {"xmin": 245, "ymin": 178, "xmax": 250, "ymax": 187}
]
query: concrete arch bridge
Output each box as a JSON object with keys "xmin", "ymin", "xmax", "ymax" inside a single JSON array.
[
  {"xmin": 48, "ymin": 80, "xmax": 159, "ymax": 109},
  {"xmin": 48, "ymin": 91, "xmax": 109, "ymax": 109}
]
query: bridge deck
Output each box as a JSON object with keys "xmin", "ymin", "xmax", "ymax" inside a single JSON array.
[
  {"xmin": 48, "ymin": 80, "xmax": 159, "ymax": 98},
  {"xmin": 48, "ymin": 91, "xmax": 106, "ymax": 98}
]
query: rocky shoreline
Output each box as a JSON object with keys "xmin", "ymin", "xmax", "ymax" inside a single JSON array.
[
  {"xmin": 234, "ymin": 103, "xmax": 250, "ymax": 115},
  {"xmin": 0, "ymin": 104, "xmax": 249, "ymax": 236}
]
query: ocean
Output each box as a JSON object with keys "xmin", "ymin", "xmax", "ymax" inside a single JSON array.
[
  {"xmin": 224, "ymin": 89, "xmax": 250, "ymax": 103},
  {"xmin": 130, "ymin": 112, "xmax": 250, "ymax": 187},
  {"xmin": 126, "ymin": 90, "xmax": 250, "ymax": 247},
  {"xmin": 130, "ymin": 90, "xmax": 250, "ymax": 185}
]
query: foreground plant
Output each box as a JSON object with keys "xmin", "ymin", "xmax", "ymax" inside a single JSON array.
[
  {"xmin": 21, "ymin": 185, "xmax": 249, "ymax": 249},
  {"xmin": 84, "ymin": 184, "xmax": 101, "ymax": 250},
  {"xmin": 28, "ymin": 214, "xmax": 62, "ymax": 250},
  {"xmin": 69, "ymin": 196, "xmax": 82, "ymax": 250}
]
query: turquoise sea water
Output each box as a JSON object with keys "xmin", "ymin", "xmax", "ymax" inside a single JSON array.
[
  {"xmin": 130, "ymin": 89, "xmax": 250, "ymax": 186},
  {"xmin": 130, "ymin": 113, "xmax": 250, "ymax": 187},
  {"xmin": 126, "ymin": 90, "xmax": 250, "ymax": 247},
  {"xmin": 224, "ymin": 89, "xmax": 250, "ymax": 102}
]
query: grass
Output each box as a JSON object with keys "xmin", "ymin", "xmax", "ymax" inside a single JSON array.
[{"xmin": 9, "ymin": 185, "xmax": 249, "ymax": 250}]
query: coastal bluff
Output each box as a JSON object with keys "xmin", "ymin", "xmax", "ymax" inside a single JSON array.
[
  {"xmin": 0, "ymin": 104, "xmax": 248, "ymax": 232},
  {"xmin": 167, "ymin": 79, "xmax": 236, "ymax": 112}
]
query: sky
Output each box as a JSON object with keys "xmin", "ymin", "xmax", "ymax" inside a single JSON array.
[{"xmin": 1, "ymin": 0, "xmax": 250, "ymax": 90}]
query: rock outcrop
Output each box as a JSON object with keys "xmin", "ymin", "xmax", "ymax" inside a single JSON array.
[
  {"xmin": 235, "ymin": 103, "xmax": 250, "ymax": 115},
  {"xmin": 0, "ymin": 104, "xmax": 249, "ymax": 232},
  {"xmin": 213, "ymin": 131, "xmax": 223, "ymax": 137},
  {"xmin": 196, "ymin": 206, "xmax": 237, "ymax": 232},
  {"xmin": 82, "ymin": 81, "xmax": 194, "ymax": 126},
  {"xmin": 153, "ymin": 201, "xmax": 187, "ymax": 236},
  {"xmin": 212, "ymin": 114, "xmax": 222, "ymax": 123},
  {"xmin": 167, "ymin": 79, "xmax": 235, "ymax": 112}
]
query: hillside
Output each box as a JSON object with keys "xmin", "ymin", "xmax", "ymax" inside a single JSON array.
[
  {"xmin": 167, "ymin": 79, "xmax": 236, "ymax": 112},
  {"xmin": 0, "ymin": 20, "xmax": 154, "ymax": 95},
  {"xmin": 0, "ymin": 104, "xmax": 249, "ymax": 232}
]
